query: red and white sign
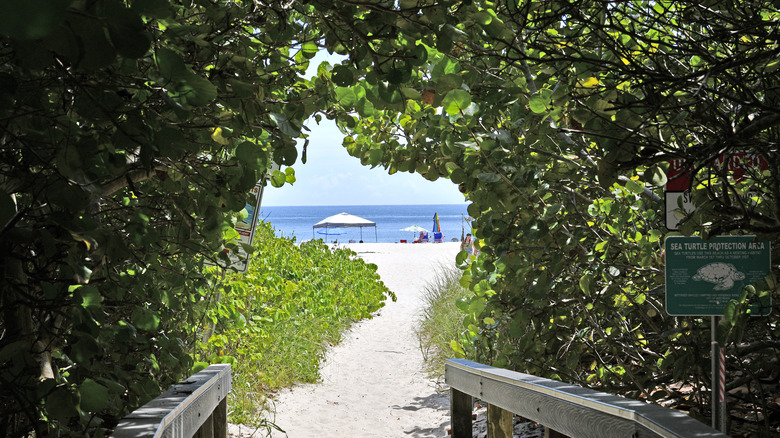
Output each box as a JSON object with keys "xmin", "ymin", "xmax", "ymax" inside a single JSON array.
[{"xmin": 665, "ymin": 152, "xmax": 767, "ymax": 230}]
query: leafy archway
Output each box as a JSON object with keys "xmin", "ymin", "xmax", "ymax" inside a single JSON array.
[{"xmin": 2, "ymin": 0, "xmax": 778, "ymax": 435}]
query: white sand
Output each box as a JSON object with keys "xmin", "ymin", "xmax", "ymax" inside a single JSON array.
[{"xmin": 236, "ymin": 242, "xmax": 461, "ymax": 438}]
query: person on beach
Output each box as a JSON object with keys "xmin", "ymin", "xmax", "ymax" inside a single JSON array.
[{"xmin": 461, "ymin": 233, "xmax": 474, "ymax": 255}]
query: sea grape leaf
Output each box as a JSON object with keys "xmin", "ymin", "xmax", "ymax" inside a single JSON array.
[
  {"xmin": 332, "ymin": 65, "xmax": 355, "ymax": 87},
  {"xmin": 455, "ymin": 297, "xmax": 470, "ymax": 313},
  {"xmin": 645, "ymin": 164, "xmax": 667, "ymax": 186},
  {"xmin": 179, "ymin": 75, "xmax": 217, "ymax": 106},
  {"xmin": 156, "ymin": 48, "xmax": 189, "ymax": 81},
  {"xmin": 269, "ymin": 112, "xmax": 301, "ymax": 137},
  {"xmin": 529, "ymin": 94, "xmax": 550, "ymax": 114},
  {"xmin": 73, "ymin": 286, "xmax": 104, "ymax": 310},
  {"xmin": 192, "ymin": 362, "xmax": 209, "ymax": 373},
  {"xmin": 79, "ymin": 379, "xmax": 110, "ymax": 412},
  {"xmin": 625, "ymin": 179, "xmax": 644, "ymax": 194},
  {"xmin": 579, "ymin": 273, "xmax": 595, "ymax": 296},
  {"xmin": 469, "ymin": 297, "xmax": 487, "ymax": 315},
  {"xmin": 211, "ymin": 127, "xmax": 230, "ymax": 145},
  {"xmin": 274, "ymin": 145, "xmax": 298, "ymax": 166},
  {"xmin": 70, "ymin": 335, "xmax": 99, "ymax": 363},
  {"xmin": 335, "ymin": 86, "xmax": 356, "ymax": 106},
  {"xmin": 46, "ymin": 386, "xmax": 79, "ymax": 422},
  {"xmin": 301, "ymin": 42, "xmax": 319, "ymax": 59},
  {"xmin": 270, "ymin": 169, "xmax": 287, "ymax": 187},
  {"xmin": 442, "ymin": 89, "xmax": 471, "ymax": 115},
  {"xmin": 132, "ymin": 308, "xmax": 160, "ymax": 331},
  {"xmin": 235, "ymin": 141, "xmax": 263, "ymax": 165}
]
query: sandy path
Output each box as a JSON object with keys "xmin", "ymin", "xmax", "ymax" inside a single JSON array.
[{"xmin": 260, "ymin": 242, "xmax": 460, "ymax": 437}]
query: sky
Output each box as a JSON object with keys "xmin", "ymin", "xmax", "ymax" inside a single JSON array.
[
  {"xmin": 261, "ymin": 120, "xmax": 467, "ymax": 206},
  {"xmin": 260, "ymin": 52, "xmax": 467, "ymax": 207}
]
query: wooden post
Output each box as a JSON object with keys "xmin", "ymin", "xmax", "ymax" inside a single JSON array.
[
  {"xmin": 487, "ymin": 404, "xmax": 513, "ymax": 438},
  {"xmin": 215, "ymin": 396, "xmax": 228, "ymax": 438},
  {"xmin": 450, "ymin": 387, "xmax": 472, "ymax": 438}
]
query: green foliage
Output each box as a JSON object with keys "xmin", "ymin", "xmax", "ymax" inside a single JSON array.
[
  {"xmin": 0, "ymin": 0, "xmax": 322, "ymax": 435},
  {"xmin": 307, "ymin": 0, "xmax": 780, "ymax": 432},
  {"xmin": 4, "ymin": 0, "xmax": 780, "ymax": 435},
  {"xmin": 197, "ymin": 223, "xmax": 394, "ymax": 424}
]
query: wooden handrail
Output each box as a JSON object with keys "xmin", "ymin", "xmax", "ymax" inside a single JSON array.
[
  {"xmin": 112, "ymin": 364, "xmax": 231, "ymax": 438},
  {"xmin": 445, "ymin": 359, "xmax": 728, "ymax": 438}
]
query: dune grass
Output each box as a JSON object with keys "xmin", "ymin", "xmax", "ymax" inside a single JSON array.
[{"xmin": 415, "ymin": 263, "xmax": 473, "ymax": 377}]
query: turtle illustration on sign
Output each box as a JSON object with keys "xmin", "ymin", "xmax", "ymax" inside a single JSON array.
[{"xmin": 692, "ymin": 262, "xmax": 745, "ymax": 290}]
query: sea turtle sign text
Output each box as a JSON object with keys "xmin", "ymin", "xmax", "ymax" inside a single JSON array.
[{"xmin": 665, "ymin": 236, "xmax": 771, "ymax": 316}]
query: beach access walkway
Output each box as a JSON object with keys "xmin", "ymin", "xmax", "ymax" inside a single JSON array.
[{"xmin": 245, "ymin": 242, "xmax": 461, "ymax": 437}]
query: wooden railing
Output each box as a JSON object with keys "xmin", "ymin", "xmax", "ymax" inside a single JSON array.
[
  {"xmin": 445, "ymin": 359, "xmax": 728, "ymax": 438},
  {"xmin": 112, "ymin": 364, "xmax": 231, "ymax": 438}
]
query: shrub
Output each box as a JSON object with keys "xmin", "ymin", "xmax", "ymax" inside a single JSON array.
[{"xmin": 197, "ymin": 223, "xmax": 394, "ymax": 425}]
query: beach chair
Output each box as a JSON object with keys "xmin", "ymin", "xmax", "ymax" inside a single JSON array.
[
  {"xmin": 433, "ymin": 232, "xmax": 443, "ymax": 243},
  {"xmin": 420, "ymin": 232, "xmax": 429, "ymax": 242}
]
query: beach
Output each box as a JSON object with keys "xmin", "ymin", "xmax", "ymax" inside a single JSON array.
[{"xmin": 230, "ymin": 242, "xmax": 461, "ymax": 437}]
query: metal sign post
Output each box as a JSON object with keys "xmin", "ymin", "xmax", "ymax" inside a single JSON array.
[{"xmin": 711, "ymin": 316, "xmax": 727, "ymax": 432}]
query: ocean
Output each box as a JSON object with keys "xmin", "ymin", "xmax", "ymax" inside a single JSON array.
[{"xmin": 258, "ymin": 204, "xmax": 472, "ymax": 243}]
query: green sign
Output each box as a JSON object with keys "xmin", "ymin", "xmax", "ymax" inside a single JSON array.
[{"xmin": 665, "ymin": 236, "xmax": 771, "ymax": 316}]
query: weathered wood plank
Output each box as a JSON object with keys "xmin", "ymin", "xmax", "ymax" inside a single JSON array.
[
  {"xmin": 113, "ymin": 364, "xmax": 232, "ymax": 438},
  {"xmin": 445, "ymin": 359, "xmax": 728, "ymax": 438}
]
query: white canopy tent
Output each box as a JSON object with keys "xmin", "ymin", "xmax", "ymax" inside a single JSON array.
[{"xmin": 313, "ymin": 212, "xmax": 377, "ymax": 242}]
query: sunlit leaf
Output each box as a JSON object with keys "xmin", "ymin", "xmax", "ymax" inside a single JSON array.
[
  {"xmin": 73, "ymin": 286, "xmax": 103, "ymax": 310},
  {"xmin": 211, "ymin": 127, "xmax": 230, "ymax": 145},
  {"xmin": 579, "ymin": 273, "xmax": 595, "ymax": 296},
  {"xmin": 625, "ymin": 179, "xmax": 644, "ymax": 194},
  {"xmin": 578, "ymin": 77, "xmax": 600, "ymax": 88},
  {"xmin": 442, "ymin": 89, "xmax": 471, "ymax": 115},
  {"xmin": 301, "ymin": 42, "xmax": 318, "ymax": 59}
]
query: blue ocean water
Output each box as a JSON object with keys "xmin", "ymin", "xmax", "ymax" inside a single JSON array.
[{"xmin": 258, "ymin": 204, "xmax": 472, "ymax": 243}]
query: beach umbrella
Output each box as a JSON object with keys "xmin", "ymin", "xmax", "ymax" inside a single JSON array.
[
  {"xmin": 400, "ymin": 224, "xmax": 428, "ymax": 239},
  {"xmin": 432, "ymin": 213, "xmax": 441, "ymax": 233}
]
